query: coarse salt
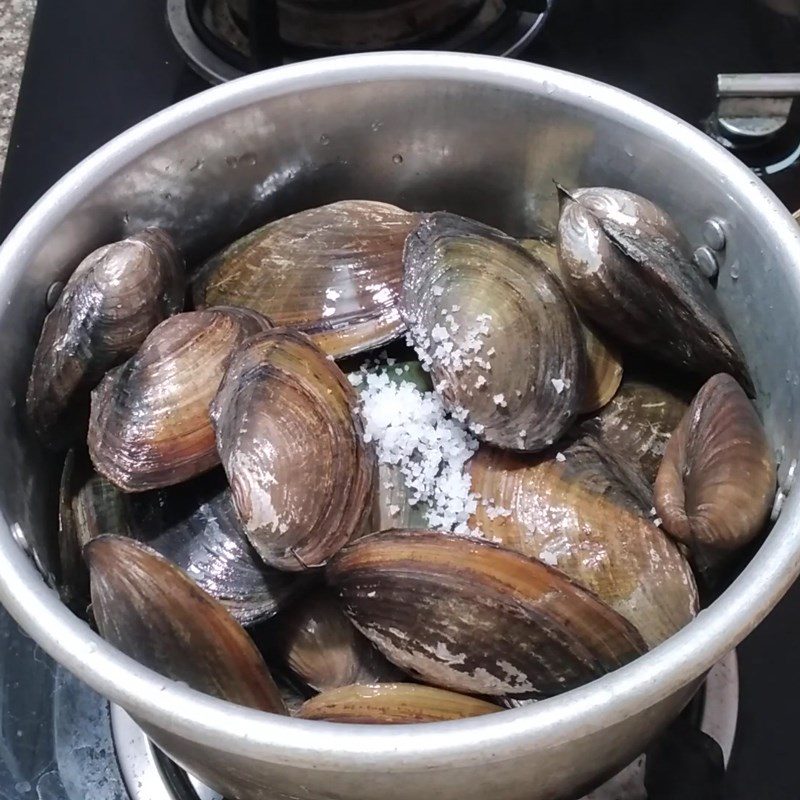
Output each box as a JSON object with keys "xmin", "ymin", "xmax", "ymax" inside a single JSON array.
[{"xmin": 355, "ymin": 365, "xmax": 479, "ymax": 533}]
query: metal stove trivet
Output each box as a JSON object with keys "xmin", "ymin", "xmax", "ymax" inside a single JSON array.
[
  {"xmin": 110, "ymin": 651, "xmax": 738, "ymax": 800},
  {"xmin": 166, "ymin": 0, "xmax": 553, "ymax": 84}
]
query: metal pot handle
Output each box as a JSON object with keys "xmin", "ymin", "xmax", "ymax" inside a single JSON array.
[{"xmin": 715, "ymin": 73, "xmax": 800, "ymax": 140}]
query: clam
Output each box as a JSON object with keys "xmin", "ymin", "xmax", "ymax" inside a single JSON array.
[
  {"xmin": 192, "ymin": 201, "xmax": 418, "ymax": 359},
  {"xmin": 59, "ymin": 451, "xmax": 300, "ymax": 625},
  {"xmin": 520, "ymin": 237, "xmax": 622, "ymax": 413},
  {"xmin": 27, "ymin": 228, "xmax": 184, "ymax": 449},
  {"xmin": 211, "ymin": 329, "xmax": 375, "ymax": 571},
  {"xmin": 582, "ymin": 376, "xmax": 691, "ymax": 485},
  {"xmin": 58, "ymin": 448, "xmax": 128, "ymax": 609},
  {"xmin": 275, "ymin": 586, "xmax": 402, "ymax": 691},
  {"xmin": 297, "ymin": 683, "xmax": 499, "ymax": 724},
  {"xmin": 556, "ymin": 187, "xmax": 752, "ymax": 391},
  {"xmin": 327, "ymin": 530, "xmax": 646, "ymax": 697},
  {"xmin": 402, "ymin": 213, "xmax": 585, "ymax": 452},
  {"xmin": 88, "ymin": 307, "xmax": 271, "ymax": 492},
  {"xmin": 86, "ymin": 535, "xmax": 287, "ymax": 713},
  {"xmin": 469, "ymin": 436, "xmax": 698, "ymax": 648},
  {"xmin": 655, "ymin": 373, "xmax": 775, "ymax": 568}
]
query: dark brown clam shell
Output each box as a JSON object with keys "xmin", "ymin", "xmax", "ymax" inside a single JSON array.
[
  {"xmin": 192, "ymin": 200, "xmax": 417, "ymax": 359},
  {"xmin": 211, "ymin": 329, "xmax": 375, "ymax": 571},
  {"xmin": 327, "ymin": 530, "xmax": 646, "ymax": 697},
  {"xmin": 86, "ymin": 535, "xmax": 287, "ymax": 713},
  {"xmin": 469, "ymin": 436, "xmax": 698, "ymax": 648},
  {"xmin": 27, "ymin": 228, "xmax": 184, "ymax": 450},
  {"xmin": 582, "ymin": 376, "xmax": 691, "ymax": 485},
  {"xmin": 88, "ymin": 307, "xmax": 271, "ymax": 492},
  {"xmin": 297, "ymin": 683, "xmax": 499, "ymax": 724},
  {"xmin": 655, "ymin": 373, "xmax": 776, "ymax": 567},
  {"xmin": 59, "ymin": 452, "xmax": 300, "ymax": 625},
  {"xmin": 556, "ymin": 187, "xmax": 752, "ymax": 392},
  {"xmin": 275, "ymin": 586, "xmax": 402, "ymax": 692},
  {"xmin": 401, "ymin": 213, "xmax": 585, "ymax": 452}
]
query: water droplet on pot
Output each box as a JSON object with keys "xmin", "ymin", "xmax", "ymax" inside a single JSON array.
[
  {"xmin": 392, "ymin": 153, "xmax": 404, "ymax": 164},
  {"xmin": 225, "ymin": 155, "xmax": 238, "ymax": 167},
  {"xmin": 46, "ymin": 281, "xmax": 64, "ymax": 309},
  {"xmin": 319, "ymin": 134, "xmax": 330, "ymax": 146},
  {"xmin": 240, "ymin": 152, "xmax": 257, "ymax": 166},
  {"xmin": 371, "ymin": 120, "xmax": 383, "ymax": 131}
]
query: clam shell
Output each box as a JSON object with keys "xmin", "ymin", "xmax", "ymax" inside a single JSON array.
[
  {"xmin": 192, "ymin": 201, "xmax": 417, "ymax": 358},
  {"xmin": 275, "ymin": 586, "xmax": 402, "ymax": 692},
  {"xmin": 556, "ymin": 187, "xmax": 752, "ymax": 391},
  {"xmin": 59, "ymin": 452, "xmax": 299, "ymax": 626},
  {"xmin": 583, "ymin": 376, "xmax": 690, "ymax": 484},
  {"xmin": 327, "ymin": 530, "xmax": 646, "ymax": 697},
  {"xmin": 27, "ymin": 228, "xmax": 184, "ymax": 449},
  {"xmin": 211, "ymin": 329, "xmax": 375, "ymax": 571},
  {"xmin": 469, "ymin": 436, "xmax": 698, "ymax": 648},
  {"xmin": 297, "ymin": 683, "xmax": 499, "ymax": 724},
  {"xmin": 520, "ymin": 237, "xmax": 622, "ymax": 413},
  {"xmin": 655, "ymin": 373, "xmax": 776, "ymax": 566},
  {"xmin": 88, "ymin": 307, "xmax": 271, "ymax": 492},
  {"xmin": 402, "ymin": 213, "xmax": 585, "ymax": 452},
  {"xmin": 86, "ymin": 535, "xmax": 287, "ymax": 713}
]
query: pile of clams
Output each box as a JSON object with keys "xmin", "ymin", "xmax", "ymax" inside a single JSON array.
[{"xmin": 28, "ymin": 187, "xmax": 776, "ymax": 724}]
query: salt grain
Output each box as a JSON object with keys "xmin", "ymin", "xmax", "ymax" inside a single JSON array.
[
  {"xmin": 432, "ymin": 285, "xmax": 444, "ymax": 296},
  {"xmin": 539, "ymin": 550, "xmax": 559, "ymax": 567},
  {"xmin": 555, "ymin": 452, "xmax": 566, "ymax": 463},
  {"xmin": 493, "ymin": 393, "xmax": 507, "ymax": 408},
  {"xmin": 355, "ymin": 366, "xmax": 479, "ymax": 532},
  {"xmin": 551, "ymin": 378, "xmax": 565, "ymax": 394}
]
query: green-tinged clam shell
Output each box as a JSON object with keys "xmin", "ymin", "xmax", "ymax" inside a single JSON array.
[
  {"xmin": 402, "ymin": 213, "xmax": 585, "ymax": 452},
  {"xmin": 27, "ymin": 228, "xmax": 184, "ymax": 450},
  {"xmin": 88, "ymin": 307, "xmax": 272, "ymax": 492},
  {"xmin": 556, "ymin": 187, "xmax": 752, "ymax": 391},
  {"xmin": 192, "ymin": 200, "xmax": 417, "ymax": 358},
  {"xmin": 86, "ymin": 535, "xmax": 287, "ymax": 714},
  {"xmin": 211, "ymin": 329, "xmax": 375, "ymax": 571},
  {"xmin": 298, "ymin": 683, "xmax": 500, "ymax": 724},
  {"xmin": 469, "ymin": 435, "xmax": 698, "ymax": 648},
  {"xmin": 327, "ymin": 530, "xmax": 646, "ymax": 697},
  {"xmin": 655, "ymin": 373, "xmax": 775, "ymax": 568}
]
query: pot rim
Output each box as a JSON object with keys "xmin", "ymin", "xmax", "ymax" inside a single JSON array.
[{"xmin": 1, "ymin": 51, "xmax": 799, "ymax": 770}]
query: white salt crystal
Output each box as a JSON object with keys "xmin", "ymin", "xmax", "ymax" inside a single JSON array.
[
  {"xmin": 388, "ymin": 504, "xmax": 401, "ymax": 517},
  {"xmin": 348, "ymin": 373, "xmax": 364, "ymax": 386},
  {"xmin": 493, "ymin": 393, "xmax": 507, "ymax": 408},
  {"xmin": 322, "ymin": 305, "xmax": 336, "ymax": 318},
  {"xmin": 325, "ymin": 287, "xmax": 341, "ymax": 301},
  {"xmin": 355, "ymin": 364, "xmax": 479, "ymax": 533},
  {"xmin": 654, "ymin": 517, "xmax": 663, "ymax": 527},
  {"xmin": 432, "ymin": 285, "xmax": 444, "ymax": 296},
  {"xmin": 555, "ymin": 452, "xmax": 566, "ymax": 463},
  {"xmin": 394, "ymin": 368, "xmax": 403, "ymax": 375},
  {"xmin": 551, "ymin": 378, "xmax": 565, "ymax": 394},
  {"xmin": 475, "ymin": 375, "xmax": 487, "ymax": 389},
  {"xmin": 539, "ymin": 550, "xmax": 558, "ymax": 566}
]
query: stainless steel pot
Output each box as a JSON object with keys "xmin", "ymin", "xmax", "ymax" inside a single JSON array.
[{"xmin": 1, "ymin": 52, "xmax": 799, "ymax": 800}]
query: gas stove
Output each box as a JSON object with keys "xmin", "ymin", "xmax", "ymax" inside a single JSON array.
[{"xmin": 2, "ymin": 0, "xmax": 800, "ymax": 798}]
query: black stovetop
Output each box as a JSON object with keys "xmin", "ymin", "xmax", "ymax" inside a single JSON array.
[{"xmin": 2, "ymin": 0, "xmax": 800, "ymax": 798}]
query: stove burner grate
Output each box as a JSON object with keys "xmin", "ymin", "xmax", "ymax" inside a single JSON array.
[{"xmin": 166, "ymin": 0, "xmax": 553, "ymax": 84}]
